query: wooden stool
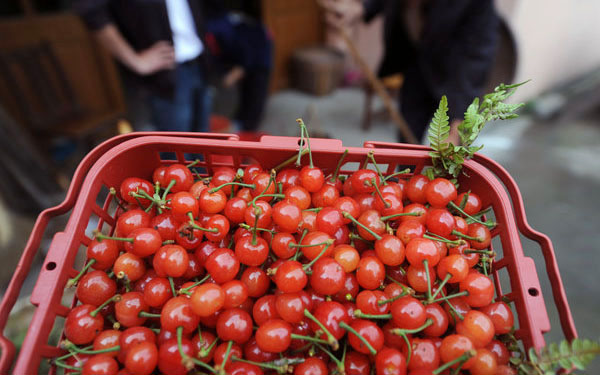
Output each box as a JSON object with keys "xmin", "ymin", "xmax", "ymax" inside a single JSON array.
[{"xmin": 362, "ymin": 73, "xmax": 404, "ymax": 130}]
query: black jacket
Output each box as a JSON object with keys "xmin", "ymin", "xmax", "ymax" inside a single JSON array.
[
  {"xmin": 364, "ymin": 0, "xmax": 499, "ymax": 121},
  {"xmin": 73, "ymin": 0, "xmax": 209, "ymax": 97}
]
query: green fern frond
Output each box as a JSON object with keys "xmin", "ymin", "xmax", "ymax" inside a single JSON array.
[
  {"xmin": 526, "ymin": 338, "xmax": 600, "ymax": 374},
  {"xmin": 427, "ymin": 95, "xmax": 450, "ymax": 154}
]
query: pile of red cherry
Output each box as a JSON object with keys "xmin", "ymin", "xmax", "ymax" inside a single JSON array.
[{"xmin": 56, "ymin": 145, "xmax": 518, "ymax": 375}]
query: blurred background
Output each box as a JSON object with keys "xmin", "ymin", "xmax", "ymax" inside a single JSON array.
[{"xmin": 0, "ymin": 0, "xmax": 599, "ymax": 372}]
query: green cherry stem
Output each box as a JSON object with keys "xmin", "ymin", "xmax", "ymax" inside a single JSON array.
[
  {"xmin": 63, "ymin": 342, "xmax": 120, "ymax": 355},
  {"xmin": 448, "ymin": 201, "xmax": 495, "ymax": 229},
  {"xmin": 179, "ymin": 274, "xmax": 211, "ymax": 295},
  {"xmin": 429, "ymin": 273, "xmax": 452, "ymax": 302},
  {"xmin": 352, "ymin": 309, "xmax": 391, "ymax": 320},
  {"xmin": 168, "ymin": 276, "xmax": 177, "ymax": 297},
  {"xmin": 94, "ymin": 231, "xmax": 133, "ymax": 243},
  {"xmin": 231, "ymin": 356, "xmax": 282, "ymax": 372},
  {"xmin": 109, "ymin": 187, "xmax": 127, "ymax": 211},
  {"xmin": 90, "ymin": 294, "xmax": 121, "ymax": 317},
  {"xmin": 450, "ymin": 230, "xmax": 484, "ymax": 243},
  {"xmin": 296, "ymin": 118, "xmax": 314, "ymax": 168},
  {"xmin": 399, "ymin": 331, "xmax": 412, "ymax": 364},
  {"xmin": 457, "ymin": 191, "xmax": 470, "ymax": 210},
  {"xmin": 302, "ymin": 242, "xmax": 334, "ymax": 271},
  {"xmin": 370, "ymin": 178, "xmax": 390, "ymax": 207},
  {"xmin": 290, "ymin": 334, "xmax": 331, "ymax": 346},
  {"xmin": 314, "ymin": 343, "xmax": 345, "ymax": 373},
  {"xmin": 338, "ymin": 321, "xmax": 377, "ymax": 356},
  {"xmin": 187, "ymin": 212, "xmax": 218, "ymax": 233},
  {"xmin": 303, "ymin": 207, "xmax": 323, "ymax": 212},
  {"xmin": 161, "ymin": 179, "xmax": 177, "ymax": 200},
  {"xmin": 342, "ymin": 211, "xmax": 382, "ymax": 241},
  {"xmin": 380, "ymin": 212, "xmax": 422, "ymax": 221},
  {"xmin": 239, "ymin": 223, "xmax": 275, "ymax": 234},
  {"xmin": 208, "ymin": 182, "xmax": 255, "ymax": 194},
  {"xmin": 66, "ymin": 259, "xmax": 97, "ymax": 287},
  {"xmin": 389, "ymin": 318, "xmax": 434, "ymax": 336},
  {"xmin": 445, "ymin": 300, "xmax": 465, "ymax": 321},
  {"xmin": 138, "ymin": 311, "xmax": 161, "ymax": 318},
  {"xmin": 330, "ymin": 149, "xmax": 349, "ymax": 183},
  {"xmin": 303, "ymin": 309, "xmax": 339, "ymax": 350},
  {"xmin": 464, "ymin": 249, "xmax": 495, "ymax": 256},
  {"xmin": 248, "ymin": 193, "xmax": 286, "ymax": 208},
  {"xmin": 378, "ymin": 290, "xmax": 409, "ymax": 306},
  {"xmin": 432, "ymin": 350, "xmax": 476, "ymax": 375},
  {"xmin": 423, "ymin": 233, "xmax": 463, "ymax": 247},
  {"xmin": 366, "ymin": 151, "xmax": 387, "ymax": 185},
  {"xmin": 423, "ymin": 259, "xmax": 433, "ymax": 300},
  {"xmin": 218, "ymin": 340, "xmax": 233, "ymax": 374},
  {"xmin": 199, "ymin": 337, "xmax": 219, "ymax": 359},
  {"xmin": 384, "ymin": 168, "xmax": 411, "ymax": 181},
  {"xmin": 176, "ymin": 326, "xmax": 217, "ymax": 373},
  {"xmin": 52, "ymin": 360, "xmax": 82, "ymax": 371},
  {"xmin": 276, "ymin": 148, "xmax": 309, "ymax": 171},
  {"xmin": 186, "ymin": 159, "xmax": 201, "ymax": 168},
  {"xmin": 292, "ymin": 229, "xmax": 309, "ymax": 261},
  {"xmin": 429, "ymin": 290, "xmax": 469, "ymax": 305}
]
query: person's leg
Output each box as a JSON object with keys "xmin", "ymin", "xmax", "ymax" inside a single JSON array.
[
  {"xmin": 234, "ymin": 67, "xmax": 270, "ymax": 132},
  {"xmin": 398, "ymin": 66, "xmax": 438, "ymax": 143},
  {"xmin": 149, "ymin": 64, "xmax": 195, "ymax": 132}
]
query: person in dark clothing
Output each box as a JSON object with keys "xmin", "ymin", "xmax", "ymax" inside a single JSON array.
[
  {"xmin": 73, "ymin": 0, "xmax": 211, "ymax": 133},
  {"xmin": 322, "ymin": 0, "xmax": 499, "ymax": 143},
  {"xmin": 203, "ymin": 5, "xmax": 273, "ymax": 132}
]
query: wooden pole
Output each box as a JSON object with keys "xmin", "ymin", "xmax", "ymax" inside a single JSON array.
[{"xmin": 337, "ymin": 28, "xmax": 419, "ymax": 144}]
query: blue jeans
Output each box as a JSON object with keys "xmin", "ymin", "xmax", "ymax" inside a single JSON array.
[{"xmin": 149, "ymin": 60, "xmax": 209, "ymax": 132}]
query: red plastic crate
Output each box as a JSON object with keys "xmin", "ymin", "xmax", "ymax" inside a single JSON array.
[{"xmin": 0, "ymin": 132, "xmax": 577, "ymax": 374}]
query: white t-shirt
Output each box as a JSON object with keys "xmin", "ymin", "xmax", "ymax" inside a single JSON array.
[{"xmin": 165, "ymin": 0, "xmax": 204, "ymax": 63}]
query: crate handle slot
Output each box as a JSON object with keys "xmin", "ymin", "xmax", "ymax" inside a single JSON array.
[
  {"xmin": 363, "ymin": 140, "xmax": 578, "ymax": 344},
  {"xmin": 0, "ymin": 132, "xmax": 238, "ymax": 374}
]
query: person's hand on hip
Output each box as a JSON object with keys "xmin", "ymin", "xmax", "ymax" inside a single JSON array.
[{"xmin": 133, "ymin": 41, "xmax": 176, "ymax": 75}]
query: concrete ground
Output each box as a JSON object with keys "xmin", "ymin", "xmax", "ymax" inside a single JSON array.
[{"xmin": 1, "ymin": 85, "xmax": 599, "ymax": 372}]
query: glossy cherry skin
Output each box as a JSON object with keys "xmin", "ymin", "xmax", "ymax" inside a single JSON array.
[
  {"xmin": 391, "ymin": 296, "xmax": 426, "ymax": 330},
  {"xmin": 299, "ymin": 166, "xmax": 325, "ymax": 193},
  {"xmin": 235, "ymin": 236, "xmax": 269, "ymax": 266},
  {"xmin": 437, "ymin": 254, "xmax": 469, "ymax": 283},
  {"xmin": 456, "ymin": 310, "xmax": 495, "ymax": 348},
  {"xmin": 76, "ymin": 271, "xmax": 117, "ymax": 307},
  {"xmin": 190, "ymin": 283, "xmax": 225, "ymax": 317},
  {"xmin": 150, "ymin": 213, "xmax": 178, "ymax": 241},
  {"xmin": 244, "ymin": 200, "xmax": 273, "ymax": 228},
  {"xmin": 115, "ymin": 292, "xmax": 148, "ymax": 328},
  {"xmin": 205, "ymin": 248, "xmax": 240, "ymax": 284},
  {"xmin": 407, "ymin": 338, "xmax": 440, "ymax": 371},
  {"xmin": 294, "ymin": 357, "xmax": 328, "ymax": 375},
  {"xmin": 87, "ymin": 239, "xmax": 119, "ymax": 270},
  {"xmin": 396, "ymin": 220, "xmax": 426, "ymax": 245},
  {"xmin": 120, "ymin": 177, "xmax": 153, "ymax": 205},
  {"xmin": 316, "ymin": 207, "xmax": 344, "ymax": 236},
  {"xmin": 81, "ymin": 354, "xmax": 118, "ymax": 375},
  {"xmin": 459, "ymin": 272, "xmax": 495, "ymax": 307},
  {"xmin": 285, "ymin": 185, "xmax": 312, "ymax": 210},
  {"xmin": 92, "ymin": 330, "xmax": 120, "ymax": 358},
  {"xmin": 439, "ymin": 334, "xmax": 475, "ymax": 370},
  {"xmin": 486, "ymin": 339, "xmax": 510, "ymax": 365},
  {"xmin": 310, "ymin": 257, "xmax": 345, "ymax": 296},
  {"xmin": 256, "ymin": 318, "xmax": 293, "ymax": 353},
  {"xmin": 345, "ymin": 351, "xmax": 371, "ymax": 375},
  {"xmin": 193, "ymin": 330, "xmax": 218, "ymax": 363},
  {"xmin": 425, "ymin": 177, "xmax": 457, "ymax": 208},
  {"xmin": 406, "ymin": 263, "xmax": 435, "ymax": 293},
  {"xmin": 124, "ymin": 341, "xmax": 158, "ymax": 375},
  {"xmin": 454, "ymin": 192, "xmax": 483, "ymax": 216},
  {"xmin": 153, "ymin": 244, "xmax": 189, "ymax": 278},
  {"xmin": 425, "ymin": 208, "xmax": 455, "ymax": 238},
  {"xmin": 277, "ymin": 168, "xmax": 300, "ymax": 190},
  {"xmin": 406, "ymin": 174, "xmax": 429, "ymax": 204},
  {"xmin": 376, "ymin": 347, "xmax": 407, "ymax": 375},
  {"xmin": 375, "ymin": 234, "xmax": 405, "ymax": 266},
  {"xmin": 222, "ymin": 280, "xmax": 248, "ymax": 308},
  {"xmin": 241, "ymin": 266, "xmax": 270, "ymax": 297},
  {"xmin": 229, "ymin": 362, "xmax": 264, "ymax": 375},
  {"xmin": 142, "ymin": 277, "xmax": 172, "ymax": 308},
  {"xmin": 479, "ymin": 301, "xmax": 514, "ymax": 335},
  {"xmin": 275, "ymin": 292, "xmax": 306, "ymax": 323},
  {"xmin": 356, "ymin": 256, "xmax": 385, "ymax": 290},
  {"xmin": 350, "ymin": 169, "xmax": 380, "ymax": 194},
  {"xmin": 216, "ymin": 308, "xmax": 254, "ymax": 344},
  {"xmin": 356, "ymin": 210, "xmax": 386, "ymax": 241},
  {"xmin": 313, "ymin": 182, "xmax": 340, "ymax": 207},
  {"xmin": 64, "ymin": 304, "xmax": 104, "ymax": 345},
  {"xmin": 311, "ymin": 301, "xmax": 350, "ymax": 340},
  {"xmin": 423, "ymin": 303, "xmax": 449, "ymax": 337},
  {"xmin": 272, "ymin": 200, "xmax": 302, "ymax": 232},
  {"xmin": 356, "ymin": 290, "xmax": 389, "ymax": 314},
  {"xmin": 160, "ymin": 296, "xmax": 200, "ymax": 334},
  {"xmin": 470, "ymin": 348, "xmax": 498, "ymax": 375},
  {"xmin": 333, "ymin": 244, "xmax": 360, "ymax": 272},
  {"xmin": 165, "ymin": 164, "xmax": 194, "ymax": 193},
  {"xmin": 158, "ymin": 337, "xmax": 193, "ymax": 375},
  {"xmin": 347, "ymin": 319, "xmax": 384, "ymax": 354},
  {"xmin": 273, "ymin": 260, "xmax": 307, "ymax": 294},
  {"xmin": 467, "ymin": 222, "xmax": 492, "ymax": 250},
  {"xmin": 405, "ymin": 238, "xmax": 440, "ymax": 267},
  {"xmin": 115, "ymin": 209, "xmax": 151, "ymax": 238},
  {"xmin": 300, "ymin": 231, "xmax": 333, "ymax": 260}
]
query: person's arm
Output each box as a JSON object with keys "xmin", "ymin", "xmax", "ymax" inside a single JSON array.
[
  {"xmin": 94, "ymin": 24, "xmax": 175, "ymax": 75},
  {"xmin": 73, "ymin": 0, "xmax": 174, "ymax": 75}
]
